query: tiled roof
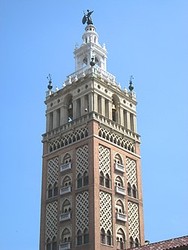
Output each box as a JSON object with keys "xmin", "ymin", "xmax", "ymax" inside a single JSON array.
[{"xmin": 129, "ymin": 236, "xmax": 188, "ymax": 250}]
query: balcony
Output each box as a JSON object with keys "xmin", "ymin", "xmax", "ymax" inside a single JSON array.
[
  {"xmin": 60, "ymin": 162, "xmax": 72, "ymax": 172},
  {"xmin": 114, "ymin": 163, "xmax": 125, "ymax": 173},
  {"xmin": 116, "ymin": 212, "xmax": 127, "ymax": 222},
  {"xmin": 59, "ymin": 212, "xmax": 71, "ymax": 222},
  {"xmin": 59, "ymin": 242, "xmax": 71, "ymax": 250},
  {"xmin": 115, "ymin": 185, "xmax": 126, "ymax": 195},
  {"xmin": 60, "ymin": 186, "xmax": 71, "ymax": 195}
]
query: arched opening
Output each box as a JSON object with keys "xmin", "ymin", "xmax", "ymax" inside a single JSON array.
[
  {"xmin": 100, "ymin": 228, "xmax": 105, "ymax": 244},
  {"xmin": 77, "ymin": 173, "xmax": 82, "ymax": 188},
  {"xmin": 107, "ymin": 230, "xmax": 112, "ymax": 245},
  {"xmin": 83, "ymin": 228, "xmax": 89, "ymax": 244},
  {"xmin": 61, "ymin": 228, "xmax": 71, "ymax": 242},
  {"xmin": 117, "ymin": 228, "xmax": 126, "ymax": 250},
  {"xmin": 100, "ymin": 171, "xmax": 104, "ymax": 186},
  {"xmin": 83, "ymin": 171, "xmax": 89, "ymax": 186},
  {"xmin": 77, "ymin": 230, "xmax": 82, "ymax": 245}
]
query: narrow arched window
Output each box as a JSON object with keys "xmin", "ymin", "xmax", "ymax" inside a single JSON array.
[
  {"xmin": 46, "ymin": 238, "xmax": 51, "ymax": 250},
  {"xmin": 127, "ymin": 182, "xmax": 132, "ymax": 196},
  {"xmin": 105, "ymin": 173, "xmax": 110, "ymax": 188},
  {"xmin": 100, "ymin": 171, "xmax": 104, "ymax": 186},
  {"xmin": 101, "ymin": 228, "xmax": 105, "ymax": 244},
  {"xmin": 132, "ymin": 184, "xmax": 137, "ymax": 198},
  {"xmin": 107, "ymin": 230, "xmax": 112, "ymax": 245},
  {"xmin": 83, "ymin": 228, "xmax": 89, "ymax": 244},
  {"xmin": 135, "ymin": 238, "xmax": 139, "ymax": 247},
  {"xmin": 83, "ymin": 171, "xmax": 89, "ymax": 186},
  {"xmin": 130, "ymin": 236, "xmax": 134, "ymax": 248},
  {"xmin": 48, "ymin": 184, "xmax": 53, "ymax": 198},
  {"xmin": 77, "ymin": 173, "xmax": 82, "ymax": 188},
  {"xmin": 77, "ymin": 230, "xmax": 82, "ymax": 245},
  {"xmin": 54, "ymin": 182, "xmax": 58, "ymax": 196},
  {"xmin": 52, "ymin": 237, "xmax": 57, "ymax": 250}
]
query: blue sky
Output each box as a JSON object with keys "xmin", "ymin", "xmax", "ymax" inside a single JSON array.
[{"xmin": 0, "ymin": 1, "xmax": 188, "ymax": 250}]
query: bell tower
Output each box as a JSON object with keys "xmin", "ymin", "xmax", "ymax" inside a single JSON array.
[{"xmin": 40, "ymin": 11, "xmax": 144, "ymax": 250}]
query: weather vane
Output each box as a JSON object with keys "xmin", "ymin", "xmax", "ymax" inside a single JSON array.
[{"xmin": 82, "ymin": 10, "xmax": 94, "ymax": 25}]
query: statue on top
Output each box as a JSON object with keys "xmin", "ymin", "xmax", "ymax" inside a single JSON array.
[{"xmin": 82, "ymin": 10, "xmax": 94, "ymax": 25}]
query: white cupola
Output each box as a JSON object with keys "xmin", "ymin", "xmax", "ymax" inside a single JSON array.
[{"xmin": 74, "ymin": 24, "xmax": 107, "ymax": 71}]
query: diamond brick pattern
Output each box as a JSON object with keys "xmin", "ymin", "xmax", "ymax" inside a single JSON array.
[
  {"xmin": 46, "ymin": 201, "xmax": 58, "ymax": 240},
  {"xmin": 76, "ymin": 145, "xmax": 89, "ymax": 175},
  {"xmin": 76, "ymin": 191, "xmax": 89, "ymax": 231}
]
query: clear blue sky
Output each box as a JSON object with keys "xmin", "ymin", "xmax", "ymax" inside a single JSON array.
[{"xmin": 0, "ymin": 1, "xmax": 188, "ymax": 250}]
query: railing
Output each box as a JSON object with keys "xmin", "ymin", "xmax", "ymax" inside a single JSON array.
[
  {"xmin": 59, "ymin": 242, "xmax": 71, "ymax": 250},
  {"xmin": 60, "ymin": 186, "xmax": 71, "ymax": 195},
  {"xmin": 60, "ymin": 162, "xmax": 71, "ymax": 172},
  {"xmin": 115, "ymin": 163, "xmax": 125, "ymax": 173},
  {"xmin": 59, "ymin": 212, "xmax": 71, "ymax": 222},
  {"xmin": 115, "ymin": 186, "xmax": 126, "ymax": 195},
  {"xmin": 116, "ymin": 212, "xmax": 127, "ymax": 222}
]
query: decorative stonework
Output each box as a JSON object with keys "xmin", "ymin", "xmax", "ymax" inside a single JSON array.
[
  {"xmin": 48, "ymin": 126, "xmax": 88, "ymax": 153},
  {"xmin": 99, "ymin": 191, "xmax": 112, "ymax": 232},
  {"xmin": 99, "ymin": 144, "xmax": 110, "ymax": 175},
  {"xmin": 128, "ymin": 201, "xmax": 139, "ymax": 239},
  {"xmin": 99, "ymin": 126, "xmax": 135, "ymax": 153},
  {"xmin": 126, "ymin": 157, "xmax": 137, "ymax": 186},
  {"xmin": 46, "ymin": 201, "xmax": 58, "ymax": 240},
  {"xmin": 47, "ymin": 157, "xmax": 59, "ymax": 186},
  {"xmin": 76, "ymin": 191, "xmax": 89, "ymax": 231},
  {"xmin": 76, "ymin": 145, "xmax": 89, "ymax": 175}
]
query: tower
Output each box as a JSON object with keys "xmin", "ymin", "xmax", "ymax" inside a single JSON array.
[{"xmin": 40, "ymin": 11, "xmax": 144, "ymax": 250}]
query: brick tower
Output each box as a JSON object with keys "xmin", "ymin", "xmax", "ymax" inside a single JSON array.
[{"xmin": 39, "ymin": 11, "xmax": 144, "ymax": 250}]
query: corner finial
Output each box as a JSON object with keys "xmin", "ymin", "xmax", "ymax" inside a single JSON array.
[
  {"xmin": 47, "ymin": 74, "xmax": 53, "ymax": 90},
  {"xmin": 82, "ymin": 10, "xmax": 94, "ymax": 25},
  {"xmin": 129, "ymin": 75, "xmax": 134, "ymax": 92}
]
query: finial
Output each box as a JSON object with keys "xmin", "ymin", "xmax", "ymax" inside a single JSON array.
[
  {"xmin": 47, "ymin": 74, "xmax": 53, "ymax": 90},
  {"xmin": 82, "ymin": 10, "xmax": 94, "ymax": 25},
  {"xmin": 129, "ymin": 75, "xmax": 134, "ymax": 92}
]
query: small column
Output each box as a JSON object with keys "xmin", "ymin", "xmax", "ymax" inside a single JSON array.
[
  {"xmin": 101, "ymin": 97, "xmax": 105, "ymax": 116},
  {"xmin": 133, "ymin": 115, "xmax": 137, "ymax": 133},
  {"xmin": 60, "ymin": 105, "xmax": 68, "ymax": 125},
  {"xmin": 126, "ymin": 111, "xmax": 131, "ymax": 130},
  {"xmin": 119, "ymin": 107, "xmax": 124, "ymax": 126},
  {"xmin": 53, "ymin": 110, "xmax": 58, "ymax": 129},
  {"xmin": 89, "ymin": 92, "xmax": 93, "ymax": 112},
  {"xmin": 109, "ymin": 101, "xmax": 112, "ymax": 120},
  {"xmin": 93, "ymin": 93, "xmax": 98, "ymax": 112},
  {"xmin": 81, "ymin": 96, "xmax": 85, "ymax": 116}
]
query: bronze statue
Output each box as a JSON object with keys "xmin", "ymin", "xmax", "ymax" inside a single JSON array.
[{"xmin": 82, "ymin": 10, "xmax": 94, "ymax": 25}]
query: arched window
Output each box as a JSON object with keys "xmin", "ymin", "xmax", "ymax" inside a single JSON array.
[
  {"xmin": 112, "ymin": 94, "xmax": 119, "ymax": 123},
  {"xmin": 77, "ymin": 230, "xmax": 82, "ymax": 245},
  {"xmin": 132, "ymin": 184, "xmax": 137, "ymax": 198},
  {"xmin": 52, "ymin": 237, "xmax": 57, "ymax": 250},
  {"xmin": 83, "ymin": 171, "xmax": 89, "ymax": 186},
  {"xmin": 135, "ymin": 238, "xmax": 139, "ymax": 247},
  {"xmin": 77, "ymin": 173, "xmax": 82, "ymax": 188},
  {"xmin": 130, "ymin": 236, "xmax": 134, "ymax": 248},
  {"xmin": 67, "ymin": 97, "xmax": 73, "ymax": 122},
  {"xmin": 114, "ymin": 154, "xmax": 123, "ymax": 165},
  {"xmin": 54, "ymin": 182, "xmax": 58, "ymax": 196},
  {"xmin": 100, "ymin": 171, "xmax": 104, "ymax": 186},
  {"xmin": 61, "ymin": 228, "xmax": 71, "ymax": 242},
  {"xmin": 48, "ymin": 184, "xmax": 53, "ymax": 198},
  {"xmin": 62, "ymin": 199, "xmax": 71, "ymax": 213},
  {"xmin": 46, "ymin": 238, "xmax": 51, "ymax": 250},
  {"xmin": 107, "ymin": 230, "xmax": 112, "ymax": 245},
  {"xmin": 105, "ymin": 173, "xmax": 110, "ymax": 188},
  {"xmin": 83, "ymin": 228, "xmax": 89, "ymax": 244},
  {"xmin": 101, "ymin": 228, "xmax": 105, "ymax": 244},
  {"xmin": 63, "ymin": 153, "xmax": 71, "ymax": 164},
  {"xmin": 117, "ymin": 228, "xmax": 126, "ymax": 250},
  {"xmin": 127, "ymin": 182, "xmax": 132, "ymax": 196},
  {"xmin": 115, "ymin": 176, "xmax": 124, "ymax": 187},
  {"xmin": 116, "ymin": 199, "xmax": 124, "ymax": 214},
  {"xmin": 62, "ymin": 176, "xmax": 71, "ymax": 187}
]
